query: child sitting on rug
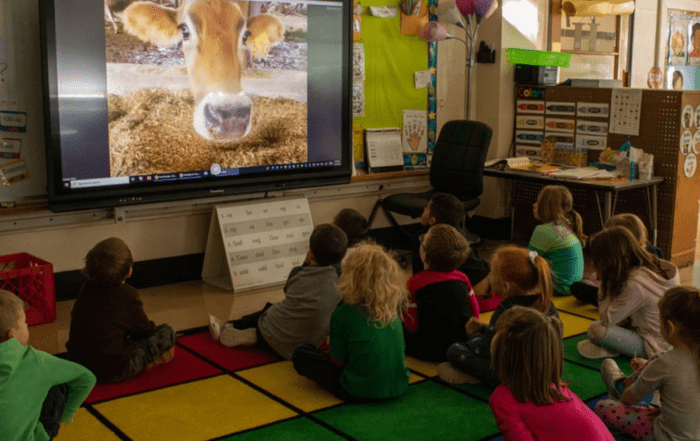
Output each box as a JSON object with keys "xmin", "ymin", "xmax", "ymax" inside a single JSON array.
[
  {"xmin": 210, "ymin": 224, "xmax": 347, "ymax": 360},
  {"xmin": 0, "ymin": 290, "xmax": 96, "ymax": 441},
  {"xmin": 528, "ymin": 185, "xmax": 586, "ymax": 296},
  {"xmin": 577, "ymin": 226, "xmax": 679, "ymax": 360},
  {"xmin": 594, "ymin": 286, "xmax": 700, "ymax": 441},
  {"xmin": 404, "ymin": 224, "xmax": 480, "ymax": 362},
  {"xmin": 489, "ymin": 306, "xmax": 614, "ymax": 441},
  {"xmin": 413, "ymin": 193, "xmax": 492, "ymax": 307},
  {"xmin": 333, "ymin": 208, "xmax": 371, "ymax": 248},
  {"xmin": 66, "ymin": 237, "xmax": 177, "ymax": 383},
  {"xmin": 439, "ymin": 246, "xmax": 559, "ymax": 386},
  {"xmin": 571, "ymin": 212, "xmax": 663, "ymax": 306},
  {"xmin": 292, "ymin": 243, "xmax": 411, "ymax": 400}
]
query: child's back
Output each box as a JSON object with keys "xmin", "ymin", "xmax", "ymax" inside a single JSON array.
[
  {"xmin": 332, "ymin": 302, "xmax": 409, "ymax": 399},
  {"xmin": 404, "ymin": 225, "xmax": 479, "ymax": 361},
  {"xmin": 67, "ymin": 279, "xmax": 156, "ymax": 382},
  {"xmin": 0, "ymin": 339, "xmax": 95, "ymax": 441},
  {"xmin": 258, "ymin": 263, "xmax": 341, "ymax": 359}
]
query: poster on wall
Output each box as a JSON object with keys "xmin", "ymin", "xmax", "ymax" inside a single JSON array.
[
  {"xmin": 689, "ymin": 19, "xmax": 700, "ymax": 65},
  {"xmin": 669, "ymin": 15, "xmax": 689, "ymax": 66}
]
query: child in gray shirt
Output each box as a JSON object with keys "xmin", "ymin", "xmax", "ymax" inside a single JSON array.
[{"xmin": 594, "ymin": 286, "xmax": 700, "ymax": 441}]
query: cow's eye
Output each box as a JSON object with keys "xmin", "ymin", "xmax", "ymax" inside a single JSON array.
[
  {"xmin": 242, "ymin": 30, "xmax": 251, "ymax": 45},
  {"xmin": 178, "ymin": 23, "xmax": 191, "ymax": 40}
]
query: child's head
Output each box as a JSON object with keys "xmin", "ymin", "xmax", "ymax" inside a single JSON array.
[
  {"xmin": 309, "ymin": 224, "xmax": 348, "ymax": 266},
  {"xmin": 336, "ymin": 243, "xmax": 407, "ymax": 326},
  {"xmin": 333, "ymin": 208, "xmax": 369, "ymax": 247},
  {"xmin": 490, "ymin": 246, "xmax": 553, "ymax": 311},
  {"xmin": 421, "ymin": 193, "xmax": 465, "ymax": 230},
  {"xmin": 533, "ymin": 185, "xmax": 587, "ymax": 246},
  {"xmin": 0, "ymin": 290, "xmax": 28, "ymax": 345},
  {"xmin": 693, "ymin": 23, "xmax": 700, "ymax": 51},
  {"xmin": 420, "ymin": 224, "xmax": 469, "ymax": 272},
  {"xmin": 658, "ymin": 287, "xmax": 700, "ymax": 358},
  {"xmin": 605, "ymin": 213, "xmax": 648, "ymax": 247},
  {"xmin": 82, "ymin": 237, "xmax": 134, "ymax": 286},
  {"xmin": 491, "ymin": 305, "xmax": 567, "ymax": 405},
  {"xmin": 589, "ymin": 226, "xmax": 661, "ymax": 300}
]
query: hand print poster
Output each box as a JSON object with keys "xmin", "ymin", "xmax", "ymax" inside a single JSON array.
[{"xmin": 402, "ymin": 110, "xmax": 428, "ymax": 154}]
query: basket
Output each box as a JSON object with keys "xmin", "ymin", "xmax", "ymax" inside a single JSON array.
[{"xmin": 0, "ymin": 253, "xmax": 57, "ymax": 326}]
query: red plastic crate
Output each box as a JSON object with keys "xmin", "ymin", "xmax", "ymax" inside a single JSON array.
[{"xmin": 0, "ymin": 253, "xmax": 57, "ymax": 326}]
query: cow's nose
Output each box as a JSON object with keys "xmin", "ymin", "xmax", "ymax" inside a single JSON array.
[{"xmin": 205, "ymin": 102, "xmax": 250, "ymax": 125}]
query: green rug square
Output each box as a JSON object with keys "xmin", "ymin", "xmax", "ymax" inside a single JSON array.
[
  {"xmin": 221, "ymin": 416, "xmax": 344, "ymax": 440},
  {"xmin": 313, "ymin": 382, "xmax": 499, "ymax": 441},
  {"xmin": 453, "ymin": 381, "xmax": 493, "ymax": 402},
  {"xmin": 563, "ymin": 361, "xmax": 608, "ymax": 401},
  {"xmin": 563, "ymin": 334, "xmax": 633, "ymax": 373}
]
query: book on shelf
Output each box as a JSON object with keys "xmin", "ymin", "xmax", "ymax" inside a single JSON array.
[{"xmin": 570, "ymin": 78, "xmax": 622, "ymax": 88}]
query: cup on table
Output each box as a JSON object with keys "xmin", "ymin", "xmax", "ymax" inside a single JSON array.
[{"xmin": 540, "ymin": 137, "xmax": 556, "ymax": 163}]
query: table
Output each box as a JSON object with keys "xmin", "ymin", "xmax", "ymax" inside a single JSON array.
[{"xmin": 483, "ymin": 168, "xmax": 664, "ymax": 245}]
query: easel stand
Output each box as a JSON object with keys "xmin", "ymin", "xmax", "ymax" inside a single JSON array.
[{"xmin": 201, "ymin": 197, "xmax": 314, "ymax": 292}]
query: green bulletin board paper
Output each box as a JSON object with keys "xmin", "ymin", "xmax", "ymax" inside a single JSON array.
[{"xmin": 354, "ymin": 1, "xmax": 428, "ymax": 129}]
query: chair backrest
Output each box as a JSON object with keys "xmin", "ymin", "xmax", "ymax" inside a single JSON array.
[{"xmin": 430, "ymin": 120, "xmax": 492, "ymax": 198}]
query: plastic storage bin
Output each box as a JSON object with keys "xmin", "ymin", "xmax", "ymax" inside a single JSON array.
[{"xmin": 0, "ymin": 253, "xmax": 57, "ymax": 326}]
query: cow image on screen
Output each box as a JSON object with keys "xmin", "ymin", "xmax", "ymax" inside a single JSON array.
[{"xmin": 120, "ymin": 0, "xmax": 285, "ymax": 141}]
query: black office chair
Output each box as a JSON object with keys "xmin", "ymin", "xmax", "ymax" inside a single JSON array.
[{"xmin": 372, "ymin": 120, "xmax": 493, "ymax": 245}]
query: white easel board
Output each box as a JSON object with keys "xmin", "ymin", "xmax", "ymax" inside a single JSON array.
[{"xmin": 201, "ymin": 197, "xmax": 313, "ymax": 292}]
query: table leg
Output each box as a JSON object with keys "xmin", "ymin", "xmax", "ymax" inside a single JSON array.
[{"xmin": 604, "ymin": 192, "xmax": 612, "ymax": 225}]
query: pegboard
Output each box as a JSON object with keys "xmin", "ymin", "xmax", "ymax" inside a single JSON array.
[{"xmin": 511, "ymin": 87, "xmax": 700, "ymax": 268}]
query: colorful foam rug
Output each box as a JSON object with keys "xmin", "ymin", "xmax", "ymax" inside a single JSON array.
[{"xmin": 56, "ymin": 304, "xmax": 639, "ymax": 441}]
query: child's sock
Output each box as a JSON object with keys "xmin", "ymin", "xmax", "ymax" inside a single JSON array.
[
  {"xmin": 146, "ymin": 346, "xmax": 175, "ymax": 370},
  {"xmin": 219, "ymin": 327, "xmax": 257, "ymax": 347},
  {"xmin": 209, "ymin": 315, "xmax": 222, "ymax": 341}
]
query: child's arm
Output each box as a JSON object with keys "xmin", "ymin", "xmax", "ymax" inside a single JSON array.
[
  {"xmin": 490, "ymin": 387, "xmax": 537, "ymax": 441},
  {"xmin": 465, "ymin": 316, "xmax": 485, "ymax": 336},
  {"xmin": 620, "ymin": 355, "xmax": 663, "ymax": 405},
  {"xmin": 39, "ymin": 351, "xmax": 96, "ymax": 423},
  {"xmin": 124, "ymin": 287, "xmax": 156, "ymax": 338}
]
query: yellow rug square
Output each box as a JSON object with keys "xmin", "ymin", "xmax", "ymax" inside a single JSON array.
[
  {"xmin": 406, "ymin": 356, "xmax": 439, "ymax": 378},
  {"xmin": 558, "ymin": 311, "xmax": 592, "ymax": 338},
  {"xmin": 479, "ymin": 310, "xmax": 494, "ymax": 325},
  {"xmin": 237, "ymin": 361, "xmax": 343, "ymax": 412},
  {"xmin": 55, "ymin": 408, "xmax": 121, "ymax": 441},
  {"xmin": 94, "ymin": 374, "xmax": 297, "ymax": 441},
  {"xmin": 552, "ymin": 296, "xmax": 599, "ymax": 320}
]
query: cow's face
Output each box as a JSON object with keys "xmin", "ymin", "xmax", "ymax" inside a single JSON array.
[{"xmin": 178, "ymin": 0, "xmax": 252, "ymax": 141}]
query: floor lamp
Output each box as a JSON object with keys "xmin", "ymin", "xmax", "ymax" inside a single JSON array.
[{"xmin": 419, "ymin": 0, "xmax": 497, "ymax": 119}]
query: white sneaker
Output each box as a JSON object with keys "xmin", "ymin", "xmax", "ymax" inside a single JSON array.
[
  {"xmin": 437, "ymin": 362, "xmax": 482, "ymax": 385},
  {"xmin": 600, "ymin": 358, "xmax": 626, "ymax": 399},
  {"xmin": 219, "ymin": 326, "xmax": 257, "ymax": 347},
  {"xmin": 577, "ymin": 339, "xmax": 621, "ymax": 359},
  {"xmin": 209, "ymin": 315, "xmax": 222, "ymax": 341}
]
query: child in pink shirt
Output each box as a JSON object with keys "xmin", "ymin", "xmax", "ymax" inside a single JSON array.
[{"xmin": 489, "ymin": 306, "xmax": 614, "ymax": 441}]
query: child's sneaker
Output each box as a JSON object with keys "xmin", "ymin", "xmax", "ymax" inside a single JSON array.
[
  {"xmin": 438, "ymin": 362, "xmax": 481, "ymax": 384},
  {"xmin": 209, "ymin": 315, "xmax": 222, "ymax": 341},
  {"xmin": 219, "ymin": 326, "xmax": 257, "ymax": 347},
  {"xmin": 600, "ymin": 358, "xmax": 626, "ymax": 399},
  {"xmin": 577, "ymin": 339, "xmax": 620, "ymax": 359}
]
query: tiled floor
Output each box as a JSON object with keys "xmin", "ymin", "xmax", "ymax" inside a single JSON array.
[
  {"xmin": 47, "ymin": 296, "xmax": 625, "ymax": 441},
  {"xmin": 25, "ymin": 239, "xmax": 695, "ymax": 441}
]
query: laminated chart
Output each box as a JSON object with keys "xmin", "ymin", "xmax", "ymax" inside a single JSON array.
[{"xmin": 202, "ymin": 197, "xmax": 313, "ymax": 291}]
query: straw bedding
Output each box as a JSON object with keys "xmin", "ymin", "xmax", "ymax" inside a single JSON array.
[{"xmin": 108, "ymin": 88, "xmax": 307, "ymax": 176}]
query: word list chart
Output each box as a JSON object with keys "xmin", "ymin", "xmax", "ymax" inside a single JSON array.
[{"xmin": 203, "ymin": 197, "xmax": 313, "ymax": 291}]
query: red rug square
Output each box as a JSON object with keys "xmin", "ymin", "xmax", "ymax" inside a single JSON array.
[
  {"xmin": 177, "ymin": 332, "xmax": 278, "ymax": 371},
  {"xmin": 85, "ymin": 345, "xmax": 222, "ymax": 403}
]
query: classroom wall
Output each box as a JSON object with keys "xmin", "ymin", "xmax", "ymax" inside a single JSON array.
[{"xmin": 1, "ymin": 0, "xmax": 673, "ymax": 274}]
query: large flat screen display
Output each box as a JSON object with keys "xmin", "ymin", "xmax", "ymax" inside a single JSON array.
[{"xmin": 39, "ymin": 0, "xmax": 351, "ymax": 212}]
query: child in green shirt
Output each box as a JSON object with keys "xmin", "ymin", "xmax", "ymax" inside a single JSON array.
[
  {"xmin": 0, "ymin": 290, "xmax": 95, "ymax": 441},
  {"xmin": 292, "ymin": 243, "xmax": 411, "ymax": 400}
]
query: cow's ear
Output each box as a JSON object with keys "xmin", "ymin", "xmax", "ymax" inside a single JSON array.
[{"xmin": 123, "ymin": 3, "xmax": 182, "ymax": 48}]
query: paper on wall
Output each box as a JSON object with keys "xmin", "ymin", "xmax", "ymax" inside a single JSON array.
[{"xmin": 402, "ymin": 110, "xmax": 427, "ymax": 153}]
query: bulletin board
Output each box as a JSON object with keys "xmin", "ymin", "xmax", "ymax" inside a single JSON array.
[{"xmin": 353, "ymin": 0, "xmax": 436, "ymax": 170}]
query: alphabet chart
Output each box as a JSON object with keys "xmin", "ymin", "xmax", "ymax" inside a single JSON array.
[{"xmin": 202, "ymin": 197, "xmax": 313, "ymax": 292}]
